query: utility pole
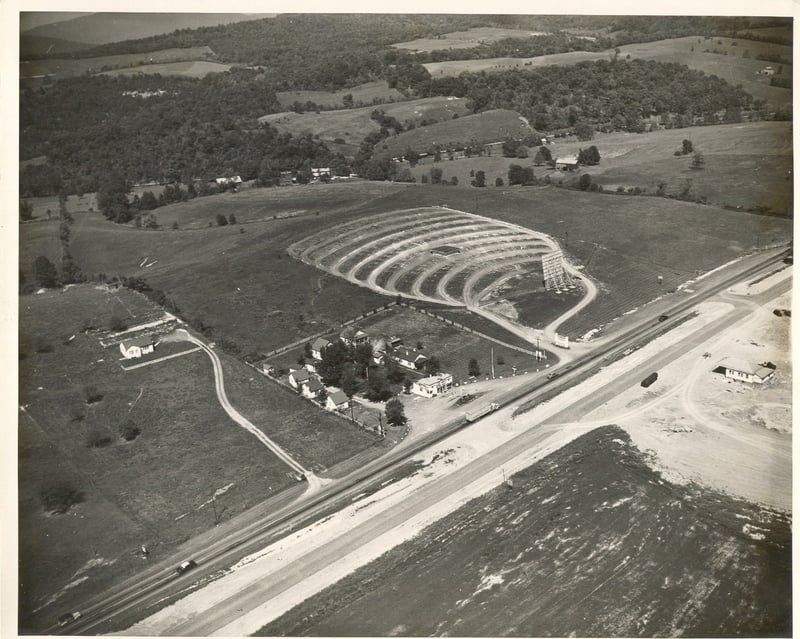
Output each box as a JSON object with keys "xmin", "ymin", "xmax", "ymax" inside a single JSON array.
[{"xmin": 491, "ymin": 346, "xmax": 495, "ymax": 379}]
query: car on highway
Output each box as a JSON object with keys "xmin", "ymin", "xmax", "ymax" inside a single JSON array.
[
  {"xmin": 58, "ymin": 612, "xmax": 82, "ymax": 627},
  {"xmin": 658, "ymin": 314, "xmax": 669, "ymax": 322},
  {"xmin": 175, "ymin": 559, "xmax": 197, "ymax": 575},
  {"xmin": 546, "ymin": 372, "xmax": 559, "ymax": 380}
]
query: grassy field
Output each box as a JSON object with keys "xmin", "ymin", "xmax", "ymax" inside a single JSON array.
[
  {"xmin": 259, "ymin": 97, "xmax": 471, "ymax": 148},
  {"xmin": 377, "ymin": 109, "xmax": 533, "ymax": 158},
  {"xmin": 391, "ymin": 27, "xmax": 553, "ymax": 52},
  {"xmin": 406, "ymin": 121, "xmax": 793, "ymax": 214},
  {"xmin": 21, "ymin": 177, "xmax": 791, "ymax": 361},
  {"xmin": 276, "ymin": 81, "xmax": 405, "ymax": 110},
  {"xmin": 423, "ymin": 35, "xmax": 792, "ymax": 110},
  {"xmin": 259, "ymin": 426, "xmax": 791, "ymax": 637},
  {"xmin": 216, "ymin": 352, "xmax": 381, "ymax": 475},
  {"xmin": 98, "ymin": 60, "xmax": 232, "ymax": 78},
  {"xmin": 18, "ymin": 285, "xmax": 299, "ymax": 631},
  {"xmin": 19, "ymin": 46, "xmax": 217, "ymax": 82}
]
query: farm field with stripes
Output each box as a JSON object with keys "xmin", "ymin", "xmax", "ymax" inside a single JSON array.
[{"xmin": 289, "ymin": 207, "xmax": 575, "ymax": 325}]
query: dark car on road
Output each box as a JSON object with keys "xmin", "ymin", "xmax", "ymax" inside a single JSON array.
[
  {"xmin": 58, "ymin": 612, "xmax": 82, "ymax": 627},
  {"xmin": 176, "ymin": 559, "xmax": 197, "ymax": 575}
]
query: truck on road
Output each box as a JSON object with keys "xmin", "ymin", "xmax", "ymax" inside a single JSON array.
[
  {"xmin": 465, "ymin": 402, "xmax": 500, "ymax": 422},
  {"xmin": 641, "ymin": 372, "xmax": 658, "ymax": 388}
]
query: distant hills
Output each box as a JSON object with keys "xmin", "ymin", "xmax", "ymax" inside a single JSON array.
[{"xmin": 20, "ymin": 12, "xmax": 275, "ymax": 55}]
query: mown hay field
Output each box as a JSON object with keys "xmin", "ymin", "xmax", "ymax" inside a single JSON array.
[
  {"xmin": 391, "ymin": 26, "xmax": 553, "ymax": 52},
  {"xmin": 276, "ymin": 80, "xmax": 405, "ymax": 110},
  {"xmin": 259, "ymin": 426, "xmax": 791, "ymax": 637},
  {"xmin": 259, "ymin": 96, "xmax": 471, "ymax": 147},
  {"xmin": 376, "ymin": 109, "xmax": 534, "ymax": 158},
  {"xmin": 98, "ymin": 60, "xmax": 232, "ymax": 78},
  {"xmin": 19, "ymin": 46, "xmax": 217, "ymax": 82}
]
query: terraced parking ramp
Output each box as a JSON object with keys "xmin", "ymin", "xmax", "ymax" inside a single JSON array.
[{"xmin": 290, "ymin": 206, "xmax": 568, "ymax": 310}]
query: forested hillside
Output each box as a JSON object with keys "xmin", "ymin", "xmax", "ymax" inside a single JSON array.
[{"xmin": 19, "ymin": 14, "xmax": 789, "ymax": 199}]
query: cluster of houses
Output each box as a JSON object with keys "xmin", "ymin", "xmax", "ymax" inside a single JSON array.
[{"xmin": 281, "ymin": 326, "xmax": 455, "ymax": 411}]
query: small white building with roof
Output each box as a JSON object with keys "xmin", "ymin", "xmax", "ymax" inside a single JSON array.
[
  {"xmin": 411, "ymin": 372, "xmax": 453, "ymax": 398},
  {"xmin": 719, "ymin": 358, "xmax": 775, "ymax": 384},
  {"xmin": 119, "ymin": 335, "xmax": 158, "ymax": 359}
]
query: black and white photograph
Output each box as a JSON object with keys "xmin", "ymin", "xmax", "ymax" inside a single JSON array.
[{"xmin": 8, "ymin": 5, "xmax": 794, "ymax": 636}]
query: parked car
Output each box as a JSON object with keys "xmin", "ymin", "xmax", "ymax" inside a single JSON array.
[
  {"xmin": 58, "ymin": 612, "xmax": 82, "ymax": 627},
  {"xmin": 658, "ymin": 314, "xmax": 669, "ymax": 322},
  {"xmin": 175, "ymin": 559, "xmax": 197, "ymax": 575}
]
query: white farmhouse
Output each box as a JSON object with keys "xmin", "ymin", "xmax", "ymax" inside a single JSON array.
[{"xmin": 119, "ymin": 335, "xmax": 158, "ymax": 359}]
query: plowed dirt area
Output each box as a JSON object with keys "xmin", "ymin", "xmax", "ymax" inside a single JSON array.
[{"xmin": 259, "ymin": 426, "xmax": 790, "ymax": 637}]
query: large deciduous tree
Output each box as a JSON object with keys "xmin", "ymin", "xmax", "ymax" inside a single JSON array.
[
  {"xmin": 33, "ymin": 255, "xmax": 58, "ymax": 288},
  {"xmin": 385, "ymin": 398, "xmax": 407, "ymax": 427}
]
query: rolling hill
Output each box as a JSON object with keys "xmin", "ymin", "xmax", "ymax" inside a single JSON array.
[{"xmin": 20, "ymin": 12, "xmax": 274, "ymax": 48}]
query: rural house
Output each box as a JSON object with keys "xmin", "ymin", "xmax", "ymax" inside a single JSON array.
[
  {"xmin": 311, "ymin": 167, "xmax": 331, "ymax": 179},
  {"xmin": 411, "ymin": 373, "xmax": 453, "ymax": 398},
  {"xmin": 289, "ymin": 368, "xmax": 311, "ymax": 389},
  {"xmin": 555, "ymin": 156, "xmax": 579, "ymax": 171},
  {"xmin": 119, "ymin": 335, "xmax": 158, "ymax": 359},
  {"xmin": 719, "ymin": 358, "xmax": 775, "ymax": 384},
  {"xmin": 325, "ymin": 389, "xmax": 350, "ymax": 412},
  {"xmin": 311, "ymin": 337, "xmax": 332, "ymax": 360},
  {"xmin": 340, "ymin": 327, "xmax": 369, "ymax": 347},
  {"xmin": 394, "ymin": 345, "xmax": 428, "ymax": 370},
  {"xmin": 302, "ymin": 377, "xmax": 325, "ymax": 399},
  {"xmin": 215, "ymin": 175, "xmax": 242, "ymax": 186}
]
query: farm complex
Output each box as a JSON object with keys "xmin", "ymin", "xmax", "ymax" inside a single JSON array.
[{"xmin": 14, "ymin": 12, "xmax": 793, "ymax": 639}]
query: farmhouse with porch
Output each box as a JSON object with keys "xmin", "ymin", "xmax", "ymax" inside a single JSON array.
[
  {"xmin": 340, "ymin": 327, "xmax": 369, "ymax": 347},
  {"xmin": 119, "ymin": 335, "xmax": 158, "ymax": 359},
  {"xmin": 325, "ymin": 389, "xmax": 350, "ymax": 412},
  {"xmin": 411, "ymin": 373, "xmax": 453, "ymax": 398},
  {"xmin": 719, "ymin": 358, "xmax": 775, "ymax": 384}
]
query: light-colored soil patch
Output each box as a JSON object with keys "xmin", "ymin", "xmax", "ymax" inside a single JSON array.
[
  {"xmin": 392, "ymin": 27, "xmax": 553, "ymax": 52},
  {"xmin": 585, "ymin": 290, "xmax": 792, "ymax": 511}
]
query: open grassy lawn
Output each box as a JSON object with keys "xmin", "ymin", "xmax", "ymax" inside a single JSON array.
[
  {"xmin": 215, "ymin": 351, "xmax": 381, "ymax": 474},
  {"xmin": 276, "ymin": 81, "xmax": 405, "ymax": 110},
  {"xmin": 391, "ymin": 27, "xmax": 553, "ymax": 52},
  {"xmin": 406, "ymin": 121, "xmax": 792, "ymax": 214},
  {"xmin": 259, "ymin": 97, "xmax": 471, "ymax": 148},
  {"xmin": 98, "ymin": 60, "xmax": 232, "ymax": 78},
  {"xmin": 259, "ymin": 426, "xmax": 790, "ymax": 637},
  {"xmin": 423, "ymin": 35, "xmax": 792, "ymax": 110},
  {"xmin": 19, "ymin": 46, "xmax": 216, "ymax": 81},
  {"xmin": 377, "ymin": 109, "xmax": 533, "ymax": 158},
  {"xmin": 22, "ymin": 178, "xmax": 791, "ymax": 364},
  {"xmin": 543, "ymin": 121, "xmax": 793, "ymax": 214},
  {"xmin": 18, "ymin": 285, "xmax": 297, "ymax": 631}
]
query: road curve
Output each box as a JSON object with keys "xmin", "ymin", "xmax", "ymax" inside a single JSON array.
[{"xmin": 176, "ymin": 330, "xmax": 323, "ymax": 492}]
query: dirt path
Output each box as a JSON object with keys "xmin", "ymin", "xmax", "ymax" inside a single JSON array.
[{"xmin": 176, "ymin": 330, "xmax": 324, "ymax": 493}]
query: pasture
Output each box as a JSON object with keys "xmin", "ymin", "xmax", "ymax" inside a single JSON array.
[
  {"xmin": 423, "ymin": 35, "xmax": 792, "ymax": 109},
  {"xmin": 405, "ymin": 121, "xmax": 793, "ymax": 215},
  {"xmin": 260, "ymin": 427, "xmax": 791, "ymax": 637},
  {"xmin": 259, "ymin": 97, "xmax": 471, "ymax": 148},
  {"xmin": 21, "ymin": 178, "xmax": 791, "ymax": 365},
  {"xmin": 391, "ymin": 27, "xmax": 553, "ymax": 52},
  {"xmin": 98, "ymin": 60, "xmax": 232, "ymax": 78},
  {"xmin": 377, "ymin": 109, "xmax": 534, "ymax": 158},
  {"xmin": 19, "ymin": 46, "xmax": 217, "ymax": 82},
  {"xmin": 276, "ymin": 81, "xmax": 405, "ymax": 110},
  {"xmin": 18, "ymin": 285, "xmax": 299, "ymax": 630}
]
